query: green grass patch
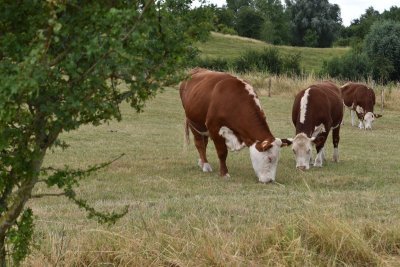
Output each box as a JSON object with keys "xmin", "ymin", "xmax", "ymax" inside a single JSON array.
[{"xmin": 197, "ymin": 32, "xmax": 350, "ymax": 73}]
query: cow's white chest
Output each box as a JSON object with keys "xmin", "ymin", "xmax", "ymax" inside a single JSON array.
[
  {"xmin": 312, "ymin": 123, "xmax": 326, "ymax": 137},
  {"xmin": 219, "ymin": 126, "xmax": 246, "ymax": 151}
]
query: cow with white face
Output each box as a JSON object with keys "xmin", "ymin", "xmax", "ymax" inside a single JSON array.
[
  {"xmin": 179, "ymin": 68, "xmax": 290, "ymax": 183},
  {"xmin": 341, "ymin": 82, "xmax": 382, "ymax": 130},
  {"xmin": 285, "ymin": 82, "xmax": 343, "ymax": 170}
]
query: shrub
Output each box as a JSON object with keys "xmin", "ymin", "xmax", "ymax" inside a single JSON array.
[
  {"xmin": 233, "ymin": 48, "xmax": 301, "ymax": 76},
  {"xmin": 321, "ymin": 51, "xmax": 372, "ymax": 80},
  {"xmin": 283, "ymin": 53, "xmax": 302, "ymax": 76},
  {"xmin": 192, "ymin": 57, "xmax": 231, "ymax": 72}
]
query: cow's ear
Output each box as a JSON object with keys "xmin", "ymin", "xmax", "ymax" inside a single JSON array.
[
  {"xmin": 281, "ymin": 138, "xmax": 293, "ymax": 147},
  {"xmin": 375, "ymin": 113, "xmax": 383, "ymax": 118},
  {"xmin": 256, "ymin": 140, "xmax": 273, "ymax": 151},
  {"xmin": 312, "ymin": 135, "xmax": 326, "ymax": 146}
]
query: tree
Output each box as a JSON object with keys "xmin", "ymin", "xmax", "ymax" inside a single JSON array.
[
  {"xmin": 236, "ymin": 6, "xmax": 265, "ymax": 39},
  {"xmin": 255, "ymin": 0, "xmax": 290, "ymax": 44},
  {"xmin": 285, "ymin": 0, "xmax": 342, "ymax": 47},
  {"xmin": 364, "ymin": 20, "xmax": 400, "ymax": 82},
  {"xmin": 226, "ymin": 0, "xmax": 252, "ymax": 14},
  {"xmin": 338, "ymin": 7, "xmax": 380, "ymax": 49},
  {"xmin": 0, "ymin": 0, "xmax": 209, "ymax": 265}
]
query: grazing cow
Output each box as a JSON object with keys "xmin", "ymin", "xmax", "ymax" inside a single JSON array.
[
  {"xmin": 340, "ymin": 82, "xmax": 382, "ymax": 130},
  {"xmin": 285, "ymin": 82, "xmax": 343, "ymax": 170},
  {"xmin": 179, "ymin": 68, "xmax": 290, "ymax": 183}
]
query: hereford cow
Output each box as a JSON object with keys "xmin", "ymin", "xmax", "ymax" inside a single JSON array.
[
  {"xmin": 340, "ymin": 82, "xmax": 382, "ymax": 130},
  {"xmin": 179, "ymin": 68, "xmax": 290, "ymax": 183},
  {"xmin": 285, "ymin": 82, "xmax": 343, "ymax": 170}
]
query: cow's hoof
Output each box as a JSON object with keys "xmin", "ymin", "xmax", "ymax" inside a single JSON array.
[
  {"xmin": 202, "ymin": 163, "xmax": 213, "ymax": 172},
  {"xmin": 223, "ymin": 173, "xmax": 231, "ymax": 179},
  {"xmin": 314, "ymin": 160, "xmax": 323, "ymax": 167},
  {"xmin": 259, "ymin": 180, "xmax": 274, "ymax": 184}
]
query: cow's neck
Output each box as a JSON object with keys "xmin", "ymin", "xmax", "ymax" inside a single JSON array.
[
  {"xmin": 295, "ymin": 121, "xmax": 317, "ymax": 138},
  {"xmin": 240, "ymin": 118, "xmax": 275, "ymax": 146}
]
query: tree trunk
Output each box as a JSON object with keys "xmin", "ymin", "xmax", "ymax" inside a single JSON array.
[
  {"xmin": 0, "ymin": 233, "xmax": 6, "ymax": 267},
  {"xmin": 0, "ymin": 149, "xmax": 45, "ymax": 265}
]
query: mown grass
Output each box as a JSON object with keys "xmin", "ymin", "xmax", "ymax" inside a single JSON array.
[
  {"xmin": 25, "ymin": 74, "xmax": 400, "ymax": 266},
  {"xmin": 197, "ymin": 32, "xmax": 350, "ymax": 73}
]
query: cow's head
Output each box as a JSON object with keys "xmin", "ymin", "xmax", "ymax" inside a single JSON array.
[
  {"xmin": 285, "ymin": 133, "xmax": 325, "ymax": 170},
  {"xmin": 363, "ymin": 112, "xmax": 382, "ymax": 130},
  {"xmin": 249, "ymin": 138, "xmax": 290, "ymax": 183}
]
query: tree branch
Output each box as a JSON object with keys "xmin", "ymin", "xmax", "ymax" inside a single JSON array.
[{"xmin": 30, "ymin": 193, "xmax": 66, "ymax": 199}]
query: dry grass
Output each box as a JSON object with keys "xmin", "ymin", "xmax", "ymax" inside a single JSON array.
[{"xmin": 24, "ymin": 74, "xmax": 400, "ymax": 266}]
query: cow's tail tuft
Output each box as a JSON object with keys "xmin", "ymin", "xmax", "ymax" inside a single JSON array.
[{"xmin": 184, "ymin": 118, "xmax": 190, "ymax": 148}]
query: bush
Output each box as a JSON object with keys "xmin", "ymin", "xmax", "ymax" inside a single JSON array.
[
  {"xmin": 233, "ymin": 48, "xmax": 301, "ymax": 75},
  {"xmin": 283, "ymin": 53, "xmax": 302, "ymax": 76},
  {"xmin": 321, "ymin": 51, "xmax": 372, "ymax": 80},
  {"xmin": 192, "ymin": 57, "xmax": 231, "ymax": 72},
  {"xmin": 216, "ymin": 24, "xmax": 237, "ymax": 35}
]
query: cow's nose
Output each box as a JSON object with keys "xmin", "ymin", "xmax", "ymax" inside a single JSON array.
[{"xmin": 297, "ymin": 166, "xmax": 306, "ymax": 171}]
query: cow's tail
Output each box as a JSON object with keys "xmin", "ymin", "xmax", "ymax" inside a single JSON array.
[{"xmin": 184, "ymin": 118, "xmax": 190, "ymax": 148}]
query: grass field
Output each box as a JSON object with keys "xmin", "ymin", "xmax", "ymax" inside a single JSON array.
[
  {"xmin": 26, "ymin": 75, "xmax": 400, "ymax": 266},
  {"xmin": 197, "ymin": 32, "xmax": 350, "ymax": 73}
]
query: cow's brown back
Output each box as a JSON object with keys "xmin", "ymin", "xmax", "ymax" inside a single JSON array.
[
  {"xmin": 180, "ymin": 69, "xmax": 273, "ymax": 145},
  {"xmin": 341, "ymin": 82, "xmax": 375, "ymax": 112},
  {"xmin": 292, "ymin": 81, "xmax": 343, "ymax": 136}
]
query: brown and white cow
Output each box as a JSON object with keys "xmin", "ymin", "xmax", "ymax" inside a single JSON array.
[
  {"xmin": 179, "ymin": 68, "xmax": 290, "ymax": 183},
  {"xmin": 340, "ymin": 82, "xmax": 382, "ymax": 130},
  {"xmin": 285, "ymin": 82, "xmax": 343, "ymax": 170}
]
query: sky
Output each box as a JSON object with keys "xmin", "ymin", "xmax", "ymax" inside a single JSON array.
[{"xmin": 194, "ymin": 0, "xmax": 399, "ymax": 26}]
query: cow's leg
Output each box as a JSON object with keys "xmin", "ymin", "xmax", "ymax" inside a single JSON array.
[
  {"xmin": 321, "ymin": 147, "xmax": 326, "ymax": 161},
  {"xmin": 350, "ymin": 110, "xmax": 355, "ymax": 126},
  {"xmin": 358, "ymin": 120, "xmax": 364, "ymax": 129},
  {"xmin": 192, "ymin": 132, "xmax": 212, "ymax": 172},
  {"xmin": 213, "ymin": 136, "xmax": 229, "ymax": 177},
  {"xmin": 332, "ymin": 126, "xmax": 340, "ymax": 162},
  {"xmin": 314, "ymin": 133, "xmax": 328, "ymax": 167}
]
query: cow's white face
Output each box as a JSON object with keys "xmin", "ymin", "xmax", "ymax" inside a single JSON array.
[
  {"xmin": 363, "ymin": 112, "xmax": 375, "ymax": 130},
  {"xmin": 290, "ymin": 133, "xmax": 314, "ymax": 170},
  {"xmin": 249, "ymin": 139, "xmax": 283, "ymax": 183}
]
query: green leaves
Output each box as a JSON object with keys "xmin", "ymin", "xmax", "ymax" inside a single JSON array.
[
  {"xmin": 0, "ymin": 0, "xmax": 210, "ymax": 263},
  {"xmin": 7, "ymin": 209, "xmax": 34, "ymax": 266}
]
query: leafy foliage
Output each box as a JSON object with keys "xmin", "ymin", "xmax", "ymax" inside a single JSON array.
[
  {"xmin": 364, "ymin": 20, "xmax": 400, "ymax": 82},
  {"xmin": 193, "ymin": 57, "xmax": 232, "ymax": 72},
  {"xmin": 7, "ymin": 209, "xmax": 34, "ymax": 266},
  {"xmin": 236, "ymin": 7, "xmax": 265, "ymax": 39},
  {"xmin": 0, "ymin": 0, "xmax": 209, "ymax": 264},
  {"xmin": 233, "ymin": 48, "xmax": 301, "ymax": 75},
  {"xmin": 321, "ymin": 51, "xmax": 372, "ymax": 81},
  {"xmin": 285, "ymin": 0, "xmax": 342, "ymax": 47}
]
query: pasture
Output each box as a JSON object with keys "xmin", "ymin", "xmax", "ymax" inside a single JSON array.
[
  {"xmin": 197, "ymin": 32, "xmax": 350, "ymax": 73},
  {"xmin": 26, "ymin": 76, "xmax": 400, "ymax": 266}
]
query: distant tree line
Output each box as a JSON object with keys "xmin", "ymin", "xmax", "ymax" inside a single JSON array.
[
  {"xmin": 205, "ymin": 0, "xmax": 342, "ymax": 48},
  {"xmin": 194, "ymin": 1, "xmax": 400, "ymax": 81},
  {"xmin": 202, "ymin": 1, "xmax": 400, "ymax": 48}
]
